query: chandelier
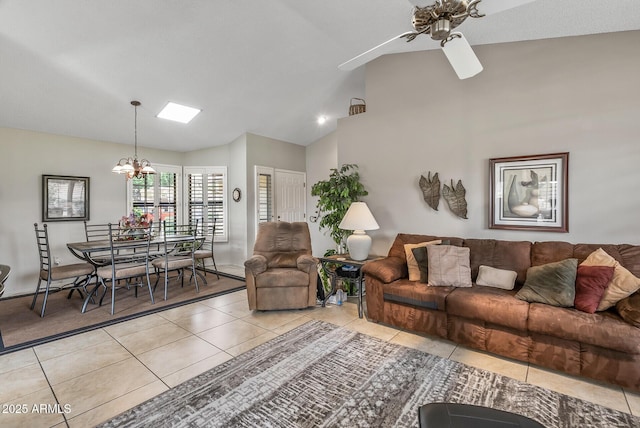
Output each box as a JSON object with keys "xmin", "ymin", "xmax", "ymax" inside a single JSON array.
[{"xmin": 112, "ymin": 100, "xmax": 156, "ymax": 179}]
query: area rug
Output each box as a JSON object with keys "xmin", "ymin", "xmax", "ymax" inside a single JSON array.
[
  {"xmin": 98, "ymin": 320, "xmax": 639, "ymax": 428},
  {"xmin": 0, "ymin": 273, "xmax": 245, "ymax": 355}
]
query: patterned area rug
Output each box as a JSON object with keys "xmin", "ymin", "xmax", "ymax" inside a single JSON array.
[{"xmin": 99, "ymin": 320, "xmax": 640, "ymax": 428}]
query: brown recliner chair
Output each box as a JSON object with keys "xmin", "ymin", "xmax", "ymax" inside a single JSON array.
[{"xmin": 245, "ymin": 222, "xmax": 318, "ymax": 310}]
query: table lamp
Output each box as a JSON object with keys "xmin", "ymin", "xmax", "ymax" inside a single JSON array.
[{"xmin": 338, "ymin": 202, "xmax": 379, "ymax": 261}]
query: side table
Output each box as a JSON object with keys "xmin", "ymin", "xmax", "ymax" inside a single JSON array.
[{"xmin": 318, "ymin": 254, "xmax": 381, "ymax": 319}]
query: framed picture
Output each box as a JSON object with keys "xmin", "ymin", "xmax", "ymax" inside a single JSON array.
[
  {"xmin": 42, "ymin": 175, "xmax": 90, "ymax": 222},
  {"xmin": 489, "ymin": 153, "xmax": 568, "ymax": 232}
]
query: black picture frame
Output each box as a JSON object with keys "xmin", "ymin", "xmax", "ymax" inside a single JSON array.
[
  {"xmin": 42, "ymin": 175, "xmax": 90, "ymax": 222},
  {"xmin": 489, "ymin": 153, "xmax": 568, "ymax": 232}
]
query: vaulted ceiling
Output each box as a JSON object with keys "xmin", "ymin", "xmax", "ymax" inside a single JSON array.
[{"xmin": 1, "ymin": 0, "xmax": 639, "ymax": 151}]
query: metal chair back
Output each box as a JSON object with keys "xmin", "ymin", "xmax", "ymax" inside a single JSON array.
[{"xmin": 0, "ymin": 264, "xmax": 10, "ymax": 297}]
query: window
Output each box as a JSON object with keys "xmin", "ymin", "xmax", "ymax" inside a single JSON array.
[
  {"xmin": 128, "ymin": 164, "xmax": 181, "ymax": 233},
  {"xmin": 184, "ymin": 166, "xmax": 227, "ymax": 242},
  {"xmin": 258, "ymin": 172, "xmax": 273, "ymax": 223}
]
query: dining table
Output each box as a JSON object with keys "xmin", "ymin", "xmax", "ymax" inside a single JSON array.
[{"xmin": 67, "ymin": 234, "xmax": 205, "ymax": 312}]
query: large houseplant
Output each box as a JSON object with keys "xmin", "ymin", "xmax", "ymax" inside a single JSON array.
[
  {"xmin": 311, "ymin": 163, "xmax": 369, "ymax": 251},
  {"xmin": 311, "ymin": 164, "xmax": 368, "ymax": 296}
]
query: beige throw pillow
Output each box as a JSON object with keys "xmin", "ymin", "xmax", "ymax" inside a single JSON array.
[
  {"xmin": 476, "ymin": 265, "xmax": 518, "ymax": 290},
  {"xmin": 404, "ymin": 240, "xmax": 442, "ymax": 281},
  {"xmin": 580, "ymin": 248, "xmax": 640, "ymax": 311},
  {"xmin": 427, "ymin": 245, "xmax": 472, "ymax": 287}
]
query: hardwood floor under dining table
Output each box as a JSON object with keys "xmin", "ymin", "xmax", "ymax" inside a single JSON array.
[{"xmin": 66, "ymin": 234, "xmax": 204, "ymax": 312}]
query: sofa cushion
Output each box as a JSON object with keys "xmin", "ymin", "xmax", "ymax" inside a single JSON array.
[
  {"xmin": 616, "ymin": 292, "xmax": 640, "ymax": 328},
  {"xmin": 382, "ymin": 280, "xmax": 454, "ymax": 311},
  {"xmin": 404, "ymin": 240, "xmax": 441, "ymax": 281},
  {"xmin": 527, "ymin": 303, "xmax": 640, "ymax": 354},
  {"xmin": 515, "ymin": 258, "xmax": 578, "ymax": 307},
  {"xmin": 427, "ymin": 245, "xmax": 472, "ymax": 287},
  {"xmin": 580, "ymin": 248, "xmax": 640, "ymax": 311},
  {"xmin": 464, "ymin": 239, "xmax": 531, "ymax": 285},
  {"xmin": 475, "ymin": 265, "xmax": 518, "ymax": 290},
  {"xmin": 446, "ymin": 286, "xmax": 529, "ymax": 331},
  {"xmin": 574, "ymin": 265, "xmax": 615, "ymax": 313}
]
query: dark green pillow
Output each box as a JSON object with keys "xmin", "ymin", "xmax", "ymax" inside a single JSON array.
[
  {"xmin": 516, "ymin": 258, "xmax": 578, "ymax": 307},
  {"xmin": 411, "ymin": 246, "xmax": 429, "ymax": 283},
  {"xmin": 411, "ymin": 240, "xmax": 452, "ymax": 283}
]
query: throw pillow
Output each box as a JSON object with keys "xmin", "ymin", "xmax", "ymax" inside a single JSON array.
[
  {"xmin": 574, "ymin": 265, "xmax": 615, "ymax": 313},
  {"xmin": 580, "ymin": 248, "xmax": 640, "ymax": 311},
  {"xmin": 476, "ymin": 265, "xmax": 518, "ymax": 290},
  {"xmin": 616, "ymin": 292, "xmax": 640, "ymax": 328},
  {"xmin": 410, "ymin": 240, "xmax": 452, "ymax": 283},
  {"xmin": 411, "ymin": 246, "xmax": 430, "ymax": 283},
  {"xmin": 426, "ymin": 245, "xmax": 472, "ymax": 287},
  {"xmin": 404, "ymin": 240, "xmax": 442, "ymax": 281},
  {"xmin": 515, "ymin": 258, "xmax": 578, "ymax": 307}
]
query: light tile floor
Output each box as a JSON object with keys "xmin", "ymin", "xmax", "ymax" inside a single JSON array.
[{"xmin": 0, "ymin": 290, "xmax": 638, "ymax": 427}]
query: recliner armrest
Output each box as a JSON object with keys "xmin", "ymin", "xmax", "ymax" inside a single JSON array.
[
  {"xmin": 362, "ymin": 256, "xmax": 406, "ymax": 283},
  {"xmin": 297, "ymin": 255, "xmax": 319, "ymax": 274},
  {"xmin": 245, "ymin": 255, "xmax": 268, "ymax": 276}
]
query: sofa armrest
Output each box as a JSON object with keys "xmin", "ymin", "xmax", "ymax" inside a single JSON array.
[
  {"xmin": 297, "ymin": 255, "xmax": 319, "ymax": 274},
  {"xmin": 362, "ymin": 256, "xmax": 407, "ymax": 283},
  {"xmin": 245, "ymin": 255, "xmax": 267, "ymax": 276}
]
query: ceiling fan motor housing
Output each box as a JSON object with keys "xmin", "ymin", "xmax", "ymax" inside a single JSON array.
[
  {"xmin": 431, "ymin": 18, "xmax": 451, "ymax": 40},
  {"xmin": 412, "ymin": 0, "xmax": 473, "ymax": 40}
]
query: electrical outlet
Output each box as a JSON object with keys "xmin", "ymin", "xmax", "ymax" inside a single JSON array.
[{"xmin": 54, "ymin": 257, "xmax": 61, "ymax": 265}]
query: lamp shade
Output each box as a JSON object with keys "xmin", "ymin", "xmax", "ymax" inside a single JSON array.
[
  {"xmin": 339, "ymin": 202, "xmax": 379, "ymax": 261},
  {"xmin": 338, "ymin": 202, "xmax": 379, "ymax": 231}
]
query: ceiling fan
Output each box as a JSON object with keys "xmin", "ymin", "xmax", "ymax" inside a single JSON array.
[{"xmin": 339, "ymin": 0, "xmax": 535, "ymax": 79}]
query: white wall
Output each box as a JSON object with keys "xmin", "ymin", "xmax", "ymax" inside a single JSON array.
[
  {"xmin": 334, "ymin": 30, "xmax": 640, "ymax": 257},
  {"xmin": 305, "ymin": 131, "xmax": 338, "ymax": 257}
]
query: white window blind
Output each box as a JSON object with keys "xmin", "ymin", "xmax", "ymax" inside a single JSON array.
[
  {"xmin": 184, "ymin": 166, "xmax": 227, "ymax": 242},
  {"xmin": 257, "ymin": 172, "xmax": 273, "ymax": 224}
]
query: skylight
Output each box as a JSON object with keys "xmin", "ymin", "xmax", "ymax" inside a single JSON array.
[{"xmin": 157, "ymin": 102, "xmax": 201, "ymax": 124}]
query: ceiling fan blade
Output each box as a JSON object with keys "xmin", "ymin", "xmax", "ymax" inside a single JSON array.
[
  {"xmin": 338, "ymin": 31, "xmax": 416, "ymax": 71},
  {"xmin": 441, "ymin": 33, "xmax": 483, "ymax": 79}
]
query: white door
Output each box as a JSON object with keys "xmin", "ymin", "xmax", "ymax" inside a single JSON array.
[{"xmin": 275, "ymin": 170, "xmax": 306, "ymax": 222}]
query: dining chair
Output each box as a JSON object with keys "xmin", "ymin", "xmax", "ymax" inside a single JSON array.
[
  {"xmin": 32, "ymin": 223, "xmax": 95, "ymax": 317},
  {"xmin": 152, "ymin": 221, "xmax": 200, "ymax": 300},
  {"xmin": 194, "ymin": 218, "xmax": 220, "ymax": 281},
  {"xmin": 0, "ymin": 264, "xmax": 10, "ymax": 298},
  {"xmin": 84, "ymin": 221, "xmax": 113, "ymax": 241},
  {"xmin": 83, "ymin": 221, "xmax": 117, "ymax": 265},
  {"xmin": 92, "ymin": 223, "xmax": 154, "ymax": 315}
]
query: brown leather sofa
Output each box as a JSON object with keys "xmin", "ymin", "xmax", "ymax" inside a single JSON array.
[
  {"xmin": 362, "ymin": 233, "xmax": 640, "ymax": 391},
  {"xmin": 245, "ymin": 222, "xmax": 318, "ymax": 310}
]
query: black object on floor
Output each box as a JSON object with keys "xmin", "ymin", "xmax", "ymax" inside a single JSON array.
[{"xmin": 418, "ymin": 403, "xmax": 546, "ymax": 428}]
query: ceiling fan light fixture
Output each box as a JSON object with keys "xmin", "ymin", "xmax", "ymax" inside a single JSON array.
[
  {"xmin": 157, "ymin": 102, "xmax": 201, "ymax": 124},
  {"xmin": 441, "ymin": 33, "xmax": 483, "ymax": 79}
]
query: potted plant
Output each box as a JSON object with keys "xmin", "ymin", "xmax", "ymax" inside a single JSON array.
[{"xmin": 311, "ymin": 164, "xmax": 368, "ymax": 296}]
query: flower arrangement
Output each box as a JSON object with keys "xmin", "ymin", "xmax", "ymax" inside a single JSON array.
[{"xmin": 120, "ymin": 211, "xmax": 153, "ymax": 237}]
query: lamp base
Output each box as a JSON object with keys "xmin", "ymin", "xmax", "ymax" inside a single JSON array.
[{"xmin": 346, "ymin": 230, "xmax": 371, "ymax": 261}]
